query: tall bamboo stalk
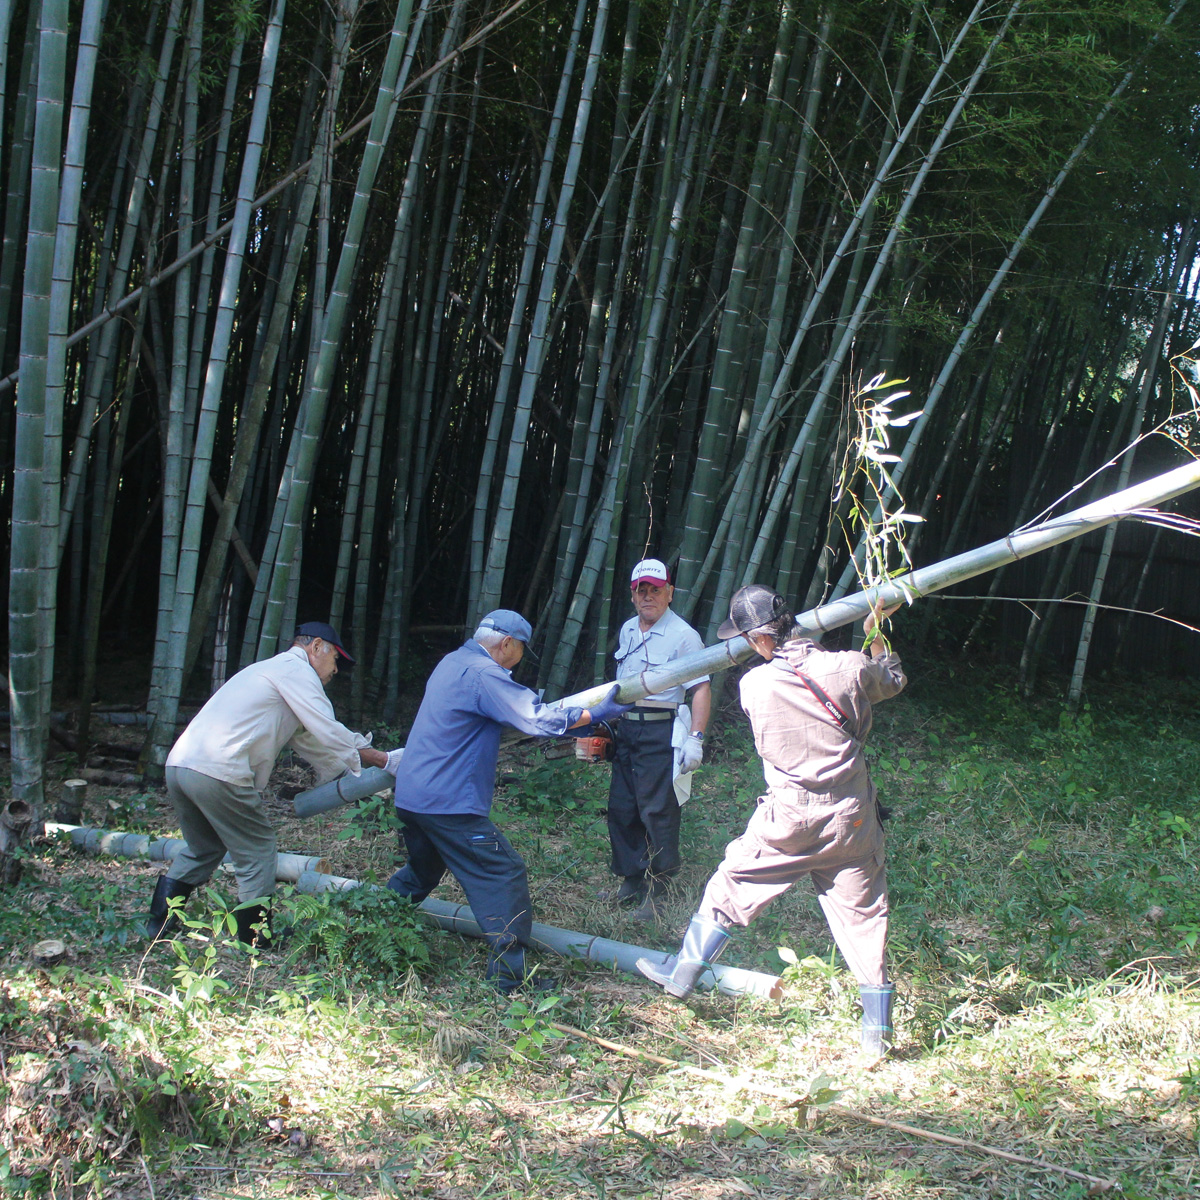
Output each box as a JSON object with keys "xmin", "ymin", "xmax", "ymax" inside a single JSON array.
[
  {"xmin": 475, "ymin": 0, "xmax": 611, "ymax": 616},
  {"xmin": 0, "ymin": 0, "xmax": 39, "ymax": 382},
  {"xmin": 829, "ymin": 0, "xmax": 1190, "ymax": 603},
  {"xmin": 39, "ymin": 0, "xmax": 107, "ymax": 733},
  {"xmin": 8, "ymin": 0, "xmax": 68, "ymax": 808},
  {"xmin": 58, "ymin": 0, "xmax": 183, "ymax": 558},
  {"xmin": 144, "ymin": 0, "xmax": 289, "ymax": 774},
  {"xmin": 256, "ymin": 0, "xmax": 422, "ymax": 656},
  {"xmin": 1066, "ymin": 216, "xmax": 1197, "ymax": 708}
]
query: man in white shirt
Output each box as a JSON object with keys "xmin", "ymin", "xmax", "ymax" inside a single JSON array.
[
  {"xmin": 144, "ymin": 621, "xmax": 388, "ymax": 946},
  {"xmin": 605, "ymin": 559, "xmax": 711, "ymax": 921}
]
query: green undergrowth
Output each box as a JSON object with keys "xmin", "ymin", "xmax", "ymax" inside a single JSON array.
[{"xmin": 1, "ymin": 660, "xmax": 1198, "ymax": 1197}]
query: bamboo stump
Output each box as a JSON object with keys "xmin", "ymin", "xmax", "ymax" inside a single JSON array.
[
  {"xmin": 56, "ymin": 779, "xmax": 88, "ymax": 825},
  {"xmin": 0, "ymin": 799, "xmax": 36, "ymax": 887},
  {"xmin": 32, "ymin": 939, "xmax": 66, "ymax": 967}
]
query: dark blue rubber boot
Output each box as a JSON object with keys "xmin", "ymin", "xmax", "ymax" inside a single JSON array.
[{"xmin": 860, "ymin": 984, "xmax": 895, "ymax": 1055}]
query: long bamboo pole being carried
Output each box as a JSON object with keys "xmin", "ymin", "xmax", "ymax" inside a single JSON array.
[{"xmin": 293, "ymin": 456, "xmax": 1200, "ymax": 818}]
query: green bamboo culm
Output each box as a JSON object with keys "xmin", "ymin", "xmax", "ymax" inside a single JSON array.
[
  {"xmin": 37, "ymin": 0, "xmax": 106, "ymax": 735},
  {"xmin": 256, "ymin": 0, "xmax": 420, "ymax": 659},
  {"xmin": 9, "ymin": 0, "xmax": 68, "ymax": 808},
  {"xmin": 474, "ymin": 0, "xmax": 610, "ymax": 620},
  {"xmin": 144, "ymin": 0, "xmax": 290, "ymax": 778}
]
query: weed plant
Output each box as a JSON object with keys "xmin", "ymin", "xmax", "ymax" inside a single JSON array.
[{"xmin": 0, "ymin": 656, "xmax": 1197, "ymax": 1197}]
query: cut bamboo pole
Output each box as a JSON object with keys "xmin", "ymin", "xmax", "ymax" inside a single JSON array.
[
  {"xmin": 294, "ymin": 870, "xmax": 781, "ymax": 999},
  {"xmin": 46, "ymin": 824, "xmax": 329, "ymax": 881},
  {"xmin": 293, "ymin": 455, "xmax": 1200, "ymax": 818},
  {"xmin": 55, "ymin": 778, "xmax": 87, "ymax": 824}
]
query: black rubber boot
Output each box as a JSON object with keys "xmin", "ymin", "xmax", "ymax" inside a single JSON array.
[
  {"xmin": 599, "ymin": 874, "xmax": 646, "ymax": 906},
  {"xmin": 233, "ymin": 901, "xmax": 273, "ymax": 949},
  {"xmin": 635, "ymin": 915, "xmax": 730, "ymax": 998},
  {"xmin": 860, "ymin": 984, "xmax": 895, "ymax": 1056},
  {"xmin": 144, "ymin": 876, "xmax": 195, "ymax": 940},
  {"xmin": 630, "ymin": 875, "xmax": 670, "ymax": 923},
  {"xmin": 489, "ymin": 943, "xmax": 557, "ymax": 994}
]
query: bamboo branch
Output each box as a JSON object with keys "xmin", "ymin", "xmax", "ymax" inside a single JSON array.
[{"xmin": 548, "ymin": 1021, "xmax": 1119, "ymax": 1193}]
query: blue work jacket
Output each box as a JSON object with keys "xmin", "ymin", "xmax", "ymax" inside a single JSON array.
[{"xmin": 393, "ymin": 640, "xmax": 580, "ymax": 815}]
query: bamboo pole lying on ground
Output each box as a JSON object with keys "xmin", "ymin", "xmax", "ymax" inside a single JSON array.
[
  {"xmin": 44, "ymin": 823, "xmax": 779, "ymax": 995},
  {"xmin": 294, "ymin": 456, "xmax": 1200, "ymax": 817},
  {"xmin": 45, "ymin": 823, "xmax": 330, "ymax": 881},
  {"xmin": 294, "ymin": 869, "xmax": 781, "ymax": 999}
]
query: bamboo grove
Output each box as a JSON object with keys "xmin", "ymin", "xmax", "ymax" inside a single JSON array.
[{"xmin": 2, "ymin": 0, "xmax": 1199, "ymax": 807}]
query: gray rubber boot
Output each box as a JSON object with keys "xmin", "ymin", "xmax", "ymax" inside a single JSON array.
[
  {"xmin": 635, "ymin": 915, "xmax": 730, "ymax": 998},
  {"xmin": 630, "ymin": 875, "xmax": 669, "ymax": 923},
  {"xmin": 860, "ymin": 984, "xmax": 895, "ymax": 1055},
  {"xmin": 144, "ymin": 876, "xmax": 195, "ymax": 939}
]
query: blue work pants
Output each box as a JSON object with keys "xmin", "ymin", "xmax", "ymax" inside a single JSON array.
[{"xmin": 387, "ymin": 809, "xmax": 532, "ymax": 989}]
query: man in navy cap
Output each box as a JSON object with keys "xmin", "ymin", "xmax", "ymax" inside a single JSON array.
[
  {"xmin": 383, "ymin": 610, "xmax": 631, "ymax": 991},
  {"xmin": 144, "ymin": 621, "xmax": 389, "ymax": 946}
]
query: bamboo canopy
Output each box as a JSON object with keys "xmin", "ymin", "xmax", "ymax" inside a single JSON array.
[
  {"xmin": 4, "ymin": 0, "xmax": 1199, "ymax": 811},
  {"xmin": 293, "ymin": 456, "xmax": 1200, "ymax": 817}
]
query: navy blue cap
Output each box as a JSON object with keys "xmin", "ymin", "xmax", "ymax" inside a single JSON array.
[{"xmin": 295, "ymin": 621, "xmax": 356, "ymax": 664}]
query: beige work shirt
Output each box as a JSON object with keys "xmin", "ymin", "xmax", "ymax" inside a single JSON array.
[
  {"xmin": 739, "ymin": 639, "xmax": 905, "ymax": 799},
  {"xmin": 166, "ymin": 645, "xmax": 370, "ymax": 790}
]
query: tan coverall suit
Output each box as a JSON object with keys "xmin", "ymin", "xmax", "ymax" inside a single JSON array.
[{"xmin": 697, "ymin": 638, "xmax": 906, "ymax": 986}]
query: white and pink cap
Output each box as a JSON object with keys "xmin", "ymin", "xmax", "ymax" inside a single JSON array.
[{"xmin": 630, "ymin": 557, "xmax": 670, "ymax": 589}]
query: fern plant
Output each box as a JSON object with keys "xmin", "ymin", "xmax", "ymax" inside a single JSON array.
[{"xmin": 284, "ymin": 887, "xmax": 433, "ymax": 977}]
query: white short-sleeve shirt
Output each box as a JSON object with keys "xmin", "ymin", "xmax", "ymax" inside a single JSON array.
[{"xmin": 614, "ymin": 607, "xmax": 709, "ymax": 704}]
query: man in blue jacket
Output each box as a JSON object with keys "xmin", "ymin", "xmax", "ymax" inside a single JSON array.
[{"xmin": 384, "ymin": 610, "xmax": 630, "ymax": 991}]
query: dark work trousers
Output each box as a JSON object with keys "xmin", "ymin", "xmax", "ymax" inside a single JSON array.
[
  {"xmin": 607, "ymin": 717, "xmax": 679, "ymax": 880},
  {"xmin": 386, "ymin": 808, "xmax": 533, "ymax": 989}
]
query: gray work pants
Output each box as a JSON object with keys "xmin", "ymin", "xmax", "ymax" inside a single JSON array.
[
  {"xmin": 698, "ymin": 785, "xmax": 889, "ymax": 986},
  {"xmin": 165, "ymin": 766, "xmax": 277, "ymax": 903}
]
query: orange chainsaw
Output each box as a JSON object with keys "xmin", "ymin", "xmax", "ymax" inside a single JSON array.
[{"xmin": 574, "ymin": 719, "xmax": 617, "ymax": 763}]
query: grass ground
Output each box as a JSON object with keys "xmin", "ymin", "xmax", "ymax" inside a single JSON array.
[{"xmin": 1, "ymin": 652, "xmax": 1198, "ymax": 1198}]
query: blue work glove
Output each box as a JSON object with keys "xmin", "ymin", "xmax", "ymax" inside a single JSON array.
[{"xmin": 587, "ymin": 683, "xmax": 635, "ymax": 726}]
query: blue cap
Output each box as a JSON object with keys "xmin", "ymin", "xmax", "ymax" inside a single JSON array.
[{"xmin": 477, "ymin": 609, "xmax": 533, "ymax": 643}]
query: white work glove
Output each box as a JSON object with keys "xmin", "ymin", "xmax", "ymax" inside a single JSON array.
[
  {"xmin": 383, "ymin": 748, "xmax": 405, "ymax": 776},
  {"xmin": 678, "ymin": 734, "xmax": 704, "ymax": 775}
]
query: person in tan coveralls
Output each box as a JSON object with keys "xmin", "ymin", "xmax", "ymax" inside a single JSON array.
[{"xmin": 637, "ymin": 585, "xmax": 905, "ymax": 1055}]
